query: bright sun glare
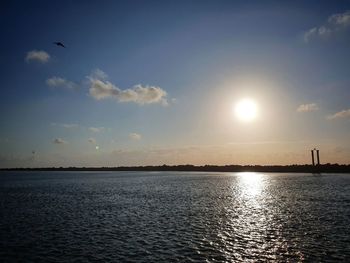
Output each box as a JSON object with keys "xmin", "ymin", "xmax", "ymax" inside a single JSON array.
[{"xmin": 234, "ymin": 98, "xmax": 258, "ymax": 122}]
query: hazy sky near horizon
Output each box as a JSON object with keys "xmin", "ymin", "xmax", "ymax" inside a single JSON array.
[{"xmin": 1, "ymin": 0, "xmax": 350, "ymax": 167}]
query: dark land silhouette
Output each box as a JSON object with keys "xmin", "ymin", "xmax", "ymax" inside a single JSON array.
[{"xmin": 1, "ymin": 163, "xmax": 350, "ymax": 173}]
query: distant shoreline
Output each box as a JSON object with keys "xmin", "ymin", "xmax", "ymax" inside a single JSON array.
[{"xmin": 1, "ymin": 164, "xmax": 350, "ymax": 173}]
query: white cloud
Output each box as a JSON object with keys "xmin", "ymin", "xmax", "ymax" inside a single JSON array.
[
  {"xmin": 297, "ymin": 103, "xmax": 319, "ymax": 112},
  {"xmin": 90, "ymin": 68, "xmax": 108, "ymax": 80},
  {"xmin": 51, "ymin": 123, "xmax": 79, "ymax": 129},
  {"xmin": 88, "ymin": 138, "xmax": 96, "ymax": 144},
  {"xmin": 328, "ymin": 10, "xmax": 350, "ymax": 26},
  {"xmin": 304, "ymin": 10, "xmax": 350, "ymax": 42},
  {"xmin": 46, "ymin": 77, "xmax": 79, "ymax": 90},
  {"xmin": 53, "ymin": 138, "xmax": 67, "ymax": 144},
  {"xmin": 89, "ymin": 127, "xmax": 105, "ymax": 133},
  {"xmin": 129, "ymin": 133, "xmax": 141, "ymax": 140},
  {"xmin": 88, "ymin": 70, "xmax": 168, "ymax": 105},
  {"xmin": 26, "ymin": 50, "xmax": 50, "ymax": 63},
  {"xmin": 88, "ymin": 79, "xmax": 118, "ymax": 100},
  {"xmin": 327, "ymin": 109, "xmax": 350, "ymax": 120}
]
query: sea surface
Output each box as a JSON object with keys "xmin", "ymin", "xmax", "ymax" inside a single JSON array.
[{"xmin": 1, "ymin": 171, "xmax": 350, "ymax": 262}]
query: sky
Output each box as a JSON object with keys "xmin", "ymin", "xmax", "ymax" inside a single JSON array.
[{"xmin": 1, "ymin": 0, "xmax": 350, "ymax": 168}]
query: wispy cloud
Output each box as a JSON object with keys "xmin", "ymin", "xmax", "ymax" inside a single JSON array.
[
  {"xmin": 304, "ymin": 10, "xmax": 350, "ymax": 42},
  {"xmin": 297, "ymin": 103, "xmax": 319, "ymax": 112},
  {"xmin": 89, "ymin": 127, "xmax": 105, "ymax": 133},
  {"xmin": 46, "ymin": 77, "xmax": 79, "ymax": 90},
  {"xmin": 51, "ymin": 123, "xmax": 79, "ymax": 129},
  {"xmin": 129, "ymin": 133, "xmax": 141, "ymax": 140},
  {"xmin": 327, "ymin": 109, "xmax": 350, "ymax": 120},
  {"xmin": 88, "ymin": 138, "xmax": 96, "ymax": 144},
  {"xmin": 0, "ymin": 138, "xmax": 10, "ymax": 143},
  {"xmin": 228, "ymin": 140, "xmax": 311, "ymax": 145},
  {"xmin": 26, "ymin": 50, "xmax": 50, "ymax": 63},
  {"xmin": 88, "ymin": 69, "xmax": 168, "ymax": 105},
  {"xmin": 53, "ymin": 138, "xmax": 67, "ymax": 144},
  {"xmin": 329, "ymin": 10, "xmax": 350, "ymax": 26}
]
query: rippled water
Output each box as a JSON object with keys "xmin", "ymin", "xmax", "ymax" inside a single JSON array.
[{"xmin": 1, "ymin": 171, "xmax": 350, "ymax": 262}]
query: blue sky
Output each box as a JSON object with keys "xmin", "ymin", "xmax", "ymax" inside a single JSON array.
[{"xmin": 1, "ymin": 0, "xmax": 350, "ymax": 167}]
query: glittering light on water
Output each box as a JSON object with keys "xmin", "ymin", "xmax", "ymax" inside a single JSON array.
[{"xmin": 237, "ymin": 172, "xmax": 265, "ymax": 197}]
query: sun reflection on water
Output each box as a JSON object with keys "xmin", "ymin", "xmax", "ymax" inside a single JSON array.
[
  {"xmin": 215, "ymin": 172, "xmax": 306, "ymax": 261},
  {"xmin": 237, "ymin": 172, "xmax": 265, "ymax": 198}
]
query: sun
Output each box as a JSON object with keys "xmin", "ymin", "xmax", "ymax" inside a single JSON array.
[{"xmin": 234, "ymin": 98, "xmax": 258, "ymax": 122}]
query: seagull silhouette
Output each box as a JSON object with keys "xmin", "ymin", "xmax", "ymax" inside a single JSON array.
[{"xmin": 53, "ymin": 42, "xmax": 66, "ymax": 48}]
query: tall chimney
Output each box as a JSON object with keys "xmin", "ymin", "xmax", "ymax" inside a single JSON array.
[
  {"xmin": 311, "ymin": 150, "xmax": 315, "ymax": 166},
  {"xmin": 316, "ymin": 150, "xmax": 320, "ymax": 165}
]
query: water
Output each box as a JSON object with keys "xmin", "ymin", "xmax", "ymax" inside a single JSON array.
[{"xmin": 1, "ymin": 171, "xmax": 350, "ymax": 262}]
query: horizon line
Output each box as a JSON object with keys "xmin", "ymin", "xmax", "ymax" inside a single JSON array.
[{"xmin": 1, "ymin": 163, "xmax": 350, "ymax": 173}]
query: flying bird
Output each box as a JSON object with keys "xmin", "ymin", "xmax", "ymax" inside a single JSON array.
[{"xmin": 53, "ymin": 42, "xmax": 66, "ymax": 48}]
